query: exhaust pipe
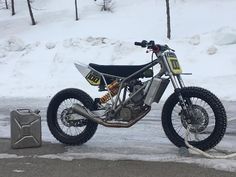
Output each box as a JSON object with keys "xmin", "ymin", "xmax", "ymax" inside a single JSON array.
[{"xmin": 72, "ymin": 104, "xmax": 151, "ymax": 128}]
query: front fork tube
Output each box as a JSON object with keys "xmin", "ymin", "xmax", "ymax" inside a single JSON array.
[
  {"xmin": 170, "ymin": 74, "xmax": 192, "ymax": 123},
  {"xmin": 162, "ymin": 54, "xmax": 192, "ymax": 123},
  {"xmin": 175, "ymin": 89, "xmax": 194, "ymax": 126}
]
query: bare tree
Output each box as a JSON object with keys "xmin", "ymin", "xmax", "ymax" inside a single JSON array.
[
  {"xmin": 27, "ymin": 0, "xmax": 36, "ymax": 25},
  {"xmin": 102, "ymin": 0, "xmax": 108, "ymax": 11},
  {"xmin": 11, "ymin": 0, "xmax": 15, "ymax": 15},
  {"xmin": 75, "ymin": 0, "xmax": 79, "ymax": 21},
  {"xmin": 94, "ymin": 0, "xmax": 113, "ymax": 11},
  {"xmin": 165, "ymin": 0, "xmax": 171, "ymax": 39},
  {"xmin": 5, "ymin": 0, "xmax": 8, "ymax": 9}
]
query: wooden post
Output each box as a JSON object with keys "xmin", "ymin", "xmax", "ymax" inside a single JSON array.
[
  {"xmin": 165, "ymin": 0, "xmax": 171, "ymax": 39},
  {"xmin": 75, "ymin": 0, "xmax": 79, "ymax": 21},
  {"xmin": 5, "ymin": 0, "xmax": 9, "ymax": 9},
  {"xmin": 27, "ymin": 0, "xmax": 36, "ymax": 25},
  {"xmin": 11, "ymin": 0, "xmax": 15, "ymax": 15}
]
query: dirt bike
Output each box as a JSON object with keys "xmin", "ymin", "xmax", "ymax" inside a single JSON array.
[{"xmin": 47, "ymin": 40, "xmax": 227, "ymax": 151}]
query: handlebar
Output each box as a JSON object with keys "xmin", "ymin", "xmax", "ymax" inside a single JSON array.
[
  {"xmin": 134, "ymin": 40, "xmax": 175, "ymax": 52},
  {"xmin": 134, "ymin": 40, "xmax": 149, "ymax": 48}
]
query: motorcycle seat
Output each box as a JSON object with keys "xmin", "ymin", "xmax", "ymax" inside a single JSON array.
[{"xmin": 89, "ymin": 63, "xmax": 151, "ymax": 78}]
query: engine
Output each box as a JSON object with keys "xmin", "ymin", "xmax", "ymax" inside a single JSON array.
[
  {"xmin": 128, "ymin": 80, "xmax": 145, "ymax": 105},
  {"xmin": 117, "ymin": 80, "xmax": 145, "ymax": 121},
  {"xmin": 118, "ymin": 104, "xmax": 144, "ymax": 121}
]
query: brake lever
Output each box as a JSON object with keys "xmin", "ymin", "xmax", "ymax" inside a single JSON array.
[
  {"xmin": 169, "ymin": 47, "xmax": 175, "ymax": 52},
  {"xmin": 164, "ymin": 45, "xmax": 175, "ymax": 52}
]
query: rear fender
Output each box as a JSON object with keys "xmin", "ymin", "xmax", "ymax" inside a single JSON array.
[{"xmin": 74, "ymin": 63, "xmax": 101, "ymax": 86}]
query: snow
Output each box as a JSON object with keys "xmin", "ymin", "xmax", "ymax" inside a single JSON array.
[
  {"xmin": 4, "ymin": 37, "xmax": 25, "ymax": 52},
  {"xmin": 12, "ymin": 169, "xmax": 25, "ymax": 173},
  {"xmin": 207, "ymin": 45, "xmax": 217, "ymax": 55},
  {"xmin": 45, "ymin": 42, "xmax": 56, "ymax": 50},
  {"xmin": 214, "ymin": 27, "xmax": 236, "ymax": 46},
  {"xmin": 0, "ymin": 0, "xmax": 236, "ymax": 173},
  {"xmin": 0, "ymin": 153, "xmax": 23, "ymax": 159},
  {"xmin": 0, "ymin": 0, "xmax": 236, "ymax": 99},
  {"xmin": 189, "ymin": 35, "xmax": 201, "ymax": 46}
]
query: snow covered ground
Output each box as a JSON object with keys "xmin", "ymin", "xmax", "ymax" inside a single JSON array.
[
  {"xmin": 0, "ymin": 0, "xmax": 236, "ymax": 173},
  {"xmin": 0, "ymin": 0, "xmax": 236, "ymax": 99}
]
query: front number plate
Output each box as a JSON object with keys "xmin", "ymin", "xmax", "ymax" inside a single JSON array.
[{"xmin": 166, "ymin": 53, "xmax": 182, "ymax": 75}]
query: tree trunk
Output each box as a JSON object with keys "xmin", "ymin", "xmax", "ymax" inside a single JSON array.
[
  {"xmin": 75, "ymin": 0, "xmax": 79, "ymax": 21},
  {"xmin": 103, "ymin": 0, "xmax": 106, "ymax": 11},
  {"xmin": 5, "ymin": 0, "xmax": 9, "ymax": 9},
  {"xmin": 11, "ymin": 0, "xmax": 15, "ymax": 15},
  {"xmin": 27, "ymin": 0, "xmax": 36, "ymax": 25},
  {"xmin": 165, "ymin": 0, "xmax": 171, "ymax": 39}
]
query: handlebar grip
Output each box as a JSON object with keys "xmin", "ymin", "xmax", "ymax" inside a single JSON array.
[
  {"xmin": 134, "ymin": 42, "xmax": 142, "ymax": 46},
  {"xmin": 134, "ymin": 40, "xmax": 148, "ymax": 47}
]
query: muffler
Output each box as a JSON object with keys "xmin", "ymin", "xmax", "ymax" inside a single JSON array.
[{"xmin": 72, "ymin": 104, "xmax": 103, "ymax": 124}]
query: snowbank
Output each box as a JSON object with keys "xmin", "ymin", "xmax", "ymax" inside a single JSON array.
[{"xmin": 214, "ymin": 27, "xmax": 236, "ymax": 46}]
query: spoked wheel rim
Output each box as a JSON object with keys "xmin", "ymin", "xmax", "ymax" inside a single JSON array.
[
  {"xmin": 171, "ymin": 97, "xmax": 215, "ymax": 143},
  {"xmin": 56, "ymin": 98, "xmax": 87, "ymax": 137}
]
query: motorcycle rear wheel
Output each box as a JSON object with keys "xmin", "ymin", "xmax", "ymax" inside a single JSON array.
[
  {"xmin": 161, "ymin": 87, "xmax": 227, "ymax": 151},
  {"xmin": 47, "ymin": 88, "xmax": 98, "ymax": 145}
]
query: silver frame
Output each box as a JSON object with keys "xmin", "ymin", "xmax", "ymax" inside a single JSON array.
[{"xmin": 87, "ymin": 49, "xmax": 185, "ymax": 113}]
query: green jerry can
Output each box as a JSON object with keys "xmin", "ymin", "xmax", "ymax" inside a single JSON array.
[{"xmin": 10, "ymin": 109, "xmax": 41, "ymax": 149}]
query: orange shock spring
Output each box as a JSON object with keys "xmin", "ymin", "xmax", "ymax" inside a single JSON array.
[{"xmin": 100, "ymin": 81, "xmax": 120, "ymax": 104}]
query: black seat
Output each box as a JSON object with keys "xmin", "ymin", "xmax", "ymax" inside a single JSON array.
[{"xmin": 89, "ymin": 63, "xmax": 150, "ymax": 78}]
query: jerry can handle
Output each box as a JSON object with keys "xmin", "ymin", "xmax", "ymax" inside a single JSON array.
[
  {"xmin": 16, "ymin": 109, "xmax": 31, "ymax": 113},
  {"xmin": 16, "ymin": 109, "xmax": 40, "ymax": 114}
]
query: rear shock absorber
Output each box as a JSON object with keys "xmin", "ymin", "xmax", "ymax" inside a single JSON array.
[{"xmin": 100, "ymin": 81, "xmax": 120, "ymax": 104}]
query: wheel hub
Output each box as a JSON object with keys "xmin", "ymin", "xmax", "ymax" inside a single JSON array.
[
  {"xmin": 60, "ymin": 108, "xmax": 87, "ymax": 127},
  {"xmin": 180, "ymin": 105, "xmax": 209, "ymax": 133}
]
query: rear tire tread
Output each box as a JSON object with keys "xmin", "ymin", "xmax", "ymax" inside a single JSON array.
[{"xmin": 47, "ymin": 88, "xmax": 98, "ymax": 145}]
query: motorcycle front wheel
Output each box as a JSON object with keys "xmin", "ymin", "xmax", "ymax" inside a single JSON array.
[
  {"xmin": 161, "ymin": 87, "xmax": 227, "ymax": 151},
  {"xmin": 47, "ymin": 88, "xmax": 98, "ymax": 145}
]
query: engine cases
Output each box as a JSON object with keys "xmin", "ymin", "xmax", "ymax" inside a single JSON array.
[{"xmin": 10, "ymin": 109, "xmax": 41, "ymax": 149}]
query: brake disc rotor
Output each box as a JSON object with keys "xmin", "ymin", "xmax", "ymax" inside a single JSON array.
[{"xmin": 180, "ymin": 105, "xmax": 209, "ymax": 133}]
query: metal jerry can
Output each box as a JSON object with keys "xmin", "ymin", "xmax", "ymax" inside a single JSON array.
[{"xmin": 10, "ymin": 109, "xmax": 41, "ymax": 149}]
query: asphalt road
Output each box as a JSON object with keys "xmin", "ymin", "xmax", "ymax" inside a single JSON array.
[{"xmin": 0, "ymin": 98, "xmax": 235, "ymax": 177}]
